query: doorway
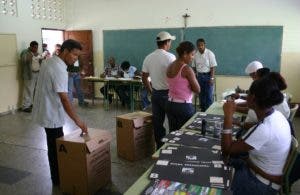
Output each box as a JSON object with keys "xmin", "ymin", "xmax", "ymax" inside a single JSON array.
[
  {"xmin": 41, "ymin": 29, "xmax": 94, "ymax": 99},
  {"xmin": 41, "ymin": 28, "xmax": 64, "ymax": 55}
]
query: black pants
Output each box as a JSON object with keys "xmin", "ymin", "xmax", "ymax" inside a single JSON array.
[
  {"xmin": 151, "ymin": 89, "xmax": 169, "ymax": 149},
  {"xmin": 45, "ymin": 127, "xmax": 64, "ymax": 185},
  {"xmin": 165, "ymin": 101, "xmax": 195, "ymax": 132}
]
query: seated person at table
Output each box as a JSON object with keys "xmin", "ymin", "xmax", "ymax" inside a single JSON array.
[
  {"xmin": 236, "ymin": 71, "xmax": 290, "ymax": 132},
  {"xmin": 116, "ymin": 61, "xmax": 138, "ymax": 107},
  {"xmin": 100, "ymin": 57, "xmax": 120, "ymax": 104},
  {"xmin": 165, "ymin": 41, "xmax": 200, "ymax": 131},
  {"xmin": 235, "ymin": 61, "xmax": 263, "ymax": 114},
  {"xmin": 222, "ymin": 75, "xmax": 291, "ymax": 195}
]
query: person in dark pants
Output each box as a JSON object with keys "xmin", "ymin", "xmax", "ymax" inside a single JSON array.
[
  {"xmin": 192, "ymin": 38, "xmax": 217, "ymax": 112},
  {"xmin": 166, "ymin": 41, "xmax": 200, "ymax": 131},
  {"xmin": 222, "ymin": 75, "xmax": 291, "ymax": 195},
  {"xmin": 32, "ymin": 39, "xmax": 88, "ymax": 185},
  {"xmin": 142, "ymin": 31, "xmax": 176, "ymax": 149},
  {"xmin": 45, "ymin": 127, "xmax": 64, "ymax": 184}
]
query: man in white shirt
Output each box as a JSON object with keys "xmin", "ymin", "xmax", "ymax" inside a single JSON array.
[
  {"xmin": 192, "ymin": 38, "xmax": 217, "ymax": 112},
  {"xmin": 32, "ymin": 39, "xmax": 87, "ymax": 186},
  {"xmin": 142, "ymin": 31, "xmax": 176, "ymax": 149}
]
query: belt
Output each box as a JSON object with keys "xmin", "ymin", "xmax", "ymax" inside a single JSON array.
[
  {"xmin": 32, "ymin": 70, "xmax": 39, "ymax": 73},
  {"xmin": 250, "ymin": 169, "xmax": 281, "ymax": 190},
  {"xmin": 168, "ymin": 97, "xmax": 192, "ymax": 103},
  {"xmin": 198, "ymin": 72, "xmax": 210, "ymax": 75}
]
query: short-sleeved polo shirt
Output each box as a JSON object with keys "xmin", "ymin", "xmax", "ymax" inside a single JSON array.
[
  {"xmin": 192, "ymin": 48, "xmax": 217, "ymax": 73},
  {"xmin": 32, "ymin": 56, "xmax": 68, "ymax": 128}
]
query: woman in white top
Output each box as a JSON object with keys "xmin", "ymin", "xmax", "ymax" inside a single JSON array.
[
  {"xmin": 222, "ymin": 75, "xmax": 291, "ymax": 194},
  {"xmin": 242, "ymin": 71, "xmax": 290, "ymax": 130}
]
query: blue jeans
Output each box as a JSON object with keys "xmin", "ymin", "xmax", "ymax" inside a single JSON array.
[
  {"xmin": 68, "ymin": 72, "xmax": 85, "ymax": 104},
  {"xmin": 197, "ymin": 73, "xmax": 214, "ymax": 112},
  {"xmin": 166, "ymin": 101, "xmax": 195, "ymax": 132},
  {"xmin": 151, "ymin": 89, "xmax": 168, "ymax": 149},
  {"xmin": 230, "ymin": 159, "xmax": 278, "ymax": 195},
  {"xmin": 141, "ymin": 88, "xmax": 151, "ymax": 109}
]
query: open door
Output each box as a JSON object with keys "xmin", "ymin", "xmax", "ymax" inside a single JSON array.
[{"xmin": 64, "ymin": 30, "xmax": 93, "ymax": 98}]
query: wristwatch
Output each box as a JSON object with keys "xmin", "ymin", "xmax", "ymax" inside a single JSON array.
[{"xmin": 210, "ymin": 77, "xmax": 214, "ymax": 80}]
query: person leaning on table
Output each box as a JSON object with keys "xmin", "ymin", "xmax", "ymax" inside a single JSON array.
[{"xmin": 222, "ymin": 75, "xmax": 291, "ymax": 195}]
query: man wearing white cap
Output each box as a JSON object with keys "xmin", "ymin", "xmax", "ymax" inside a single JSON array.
[
  {"xmin": 142, "ymin": 31, "xmax": 176, "ymax": 149},
  {"xmin": 236, "ymin": 60, "xmax": 264, "ymax": 94},
  {"xmin": 235, "ymin": 60, "xmax": 264, "ymax": 114},
  {"xmin": 245, "ymin": 60, "xmax": 263, "ymax": 80}
]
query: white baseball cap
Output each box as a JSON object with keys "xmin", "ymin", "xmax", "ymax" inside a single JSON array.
[
  {"xmin": 156, "ymin": 31, "xmax": 176, "ymax": 42},
  {"xmin": 245, "ymin": 61, "xmax": 263, "ymax": 74}
]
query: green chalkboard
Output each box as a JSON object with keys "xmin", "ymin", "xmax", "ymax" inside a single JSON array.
[
  {"xmin": 103, "ymin": 26, "xmax": 282, "ymax": 75},
  {"xmin": 103, "ymin": 28, "xmax": 180, "ymax": 70}
]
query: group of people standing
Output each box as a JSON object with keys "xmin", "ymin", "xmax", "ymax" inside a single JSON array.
[
  {"xmin": 24, "ymin": 31, "xmax": 295, "ymax": 194},
  {"xmin": 142, "ymin": 31, "xmax": 217, "ymax": 148},
  {"xmin": 141, "ymin": 31, "xmax": 295, "ymax": 195},
  {"xmin": 20, "ymin": 41, "xmax": 88, "ymax": 113}
]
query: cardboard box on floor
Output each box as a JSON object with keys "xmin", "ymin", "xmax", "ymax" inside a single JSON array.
[
  {"xmin": 57, "ymin": 128, "xmax": 112, "ymax": 195},
  {"xmin": 116, "ymin": 111, "xmax": 155, "ymax": 161}
]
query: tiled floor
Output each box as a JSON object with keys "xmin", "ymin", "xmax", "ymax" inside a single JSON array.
[
  {"xmin": 0, "ymin": 101, "xmax": 154, "ymax": 195},
  {"xmin": 0, "ymin": 100, "xmax": 299, "ymax": 194}
]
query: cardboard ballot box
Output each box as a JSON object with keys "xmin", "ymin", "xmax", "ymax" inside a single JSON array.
[
  {"xmin": 56, "ymin": 128, "xmax": 112, "ymax": 195},
  {"xmin": 116, "ymin": 111, "xmax": 155, "ymax": 161}
]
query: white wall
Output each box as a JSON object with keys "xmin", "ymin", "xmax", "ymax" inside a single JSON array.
[
  {"xmin": 65, "ymin": 0, "xmax": 300, "ymax": 102},
  {"xmin": 0, "ymin": 0, "xmax": 299, "ymax": 114},
  {"xmin": 0, "ymin": 0, "xmax": 66, "ymax": 53},
  {"xmin": 0, "ymin": 0, "xmax": 66, "ymax": 113}
]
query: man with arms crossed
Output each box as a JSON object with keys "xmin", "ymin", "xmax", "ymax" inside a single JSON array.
[
  {"xmin": 32, "ymin": 39, "xmax": 88, "ymax": 185},
  {"xmin": 142, "ymin": 31, "xmax": 176, "ymax": 149}
]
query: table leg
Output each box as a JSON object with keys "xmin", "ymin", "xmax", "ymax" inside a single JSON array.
[
  {"xmin": 104, "ymin": 81, "xmax": 109, "ymax": 110},
  {"xmin": 92, "ymin": 81, "xmax": 95, "ymax": 105},
  {"xmin": 130, "ymin": 83, "xmax": 134, "ymax": 112}
]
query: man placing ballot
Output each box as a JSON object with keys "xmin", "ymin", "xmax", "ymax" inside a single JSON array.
[{"xmin": 32, "ymin": 39, "xmax": 88, "ymax": 186}]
